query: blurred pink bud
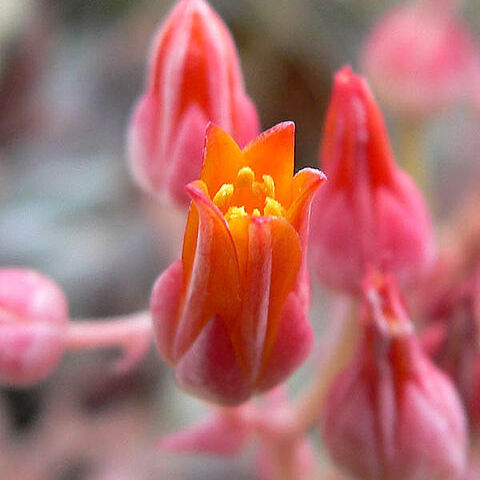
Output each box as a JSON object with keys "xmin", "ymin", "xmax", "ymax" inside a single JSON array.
[
  {"xmin": 151, "ymin": 124, "xmax": 324, "ymax": 405},
  {"xmin": 361, "ymin": 0, "xmax": 479, "ymax": 119},
  {"xmin": 322, "ymin": 272, "xmax": 468, "ymax": 480},
  {"xmin": 159, "ymin": 408, "xmax": 249, "ymax": 455},
  {"xmin": 430, "ymin": 268, "xmax": 480, "ymax": 432},
  {"xmin": 0, "ymin": 268, "xmax": 68, "ymax": 386},
  {"xmin": 127, "ymin": 0, "xmax": 260, "ymax": 206},
  {"xmin": 309, "ymin": 66, "xmax": 434, "ymax": 293}
]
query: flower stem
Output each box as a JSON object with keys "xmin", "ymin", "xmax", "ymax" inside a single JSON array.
[
  {"xmin": 65, "ymin": 311, "xmax": 152, "ymax": 371},
  {"xmin": 292, "ymin": 296, "xmax": 358, "ymax": 434},
  {"xmin": 66, "ymin": 311, "xmax": 151, "ymax": 350}
]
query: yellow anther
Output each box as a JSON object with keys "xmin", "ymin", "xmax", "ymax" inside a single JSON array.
[
  {"xmin": 225, "ymin": 206, "xmax": 247, "ymax": 221},
  {"xmin": 213, "ymin": 183, "xmax": 234, "ymax": 209},
  {"xmin": 262, "ymin": 175, "xmax": 275, "ymax": 199},
  {"xmin": 264, "ymin": 197, "xmax": 285, "ymax": 217},
  {"xmin": 252, "ymin": 208, "xmax": 261, "ymax": 217},
  {"xmin": 236, "ymin": 166, "xmax": 255, "ymax": 188}
]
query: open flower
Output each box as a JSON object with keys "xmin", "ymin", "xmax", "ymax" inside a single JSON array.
[
  {"xmin": 309, "ymin": 66, "xmax": 434, "ymax": 293},
  {"xmin": 151, "ymin": 122, "xmax": 325, "ymax": 405},
  {"xmin": 127, "ymin": 0, "xmax": 259, "ymax": 206}
]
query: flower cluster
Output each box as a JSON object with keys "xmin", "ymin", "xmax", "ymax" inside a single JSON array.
[{"xmin": 4, "ymin": 0, "xmax": 480, "ymax": 479}]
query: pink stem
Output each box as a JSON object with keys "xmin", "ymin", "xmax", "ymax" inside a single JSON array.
[{"xmin": 66, "ymin": 311, "xmax": 151, "ymax": 351}]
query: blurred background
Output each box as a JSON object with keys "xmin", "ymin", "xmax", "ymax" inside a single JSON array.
[{"xmin": 1, "ymin": 0, "xmax": 480, "ymax": 479}]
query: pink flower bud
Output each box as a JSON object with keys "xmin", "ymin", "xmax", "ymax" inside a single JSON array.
[
  {"xmin": 0, "ymin": 268, "xmax": 68, "ymax": 386},
  {"xmin": 360, "ymin": 0, "xmax": 479, "ymax": 119},
  {"xmin": 309, "ymin": 66, "xmax": 434, "ymax": 293},
  {"xmin": 322, "ymin": 273, "xmax": 468, "ymax": 480},
  {"xmin": 151, "ymin": 123, "xmax": 325, "ymax": 405},
  {"xmin": 127, "ymin": 0, "xmax": 260, "ymax": 206}
]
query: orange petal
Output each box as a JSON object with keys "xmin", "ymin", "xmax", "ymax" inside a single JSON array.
[
  {"xmin": 200, "ymin": 124, "xmax": 243, "ymax": 197},
  {"xmin": 175, "ymin": 180, "xmax": 241, "ymax": 360},
  {"xmin": 242, "ymin": 122, "xmax": 295, "ymax": 208},
  {"xmin": 230, "ymin": 217, "xmax": 273, "ymax": 380},
  {"xmin": 228, "ymin": 216, "xmax": 302, "ymax": 381},
  {"xmin": 288, "ymin": 167, "xmax": 327, "ymax": 240},
  {"xmin": 262, "ymin": 217, "xmax": 302, "ymax": 368}
]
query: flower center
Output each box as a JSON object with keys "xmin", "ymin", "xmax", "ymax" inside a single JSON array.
[{"xmin": 212, "ymin": 167, "xmax": 285, "ymax": 220}]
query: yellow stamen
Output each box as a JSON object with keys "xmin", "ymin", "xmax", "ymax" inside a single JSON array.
[
  {"xmin": 213, "ymin": 183, "xmax": 234, "ymax": 209},
  {"xmin": 225, "ymin": 206, "xmax": 247, "ymax": 221},
  {"xmin": 212, "ymin": 167, "xmax": 285, "ymax": 219},
  {"xmin": 262, "ymin": 175, "xmax": 275, "ymax": 199},
  {"xmin": 264, "ymin": 197, "xmax": 285, "ymax": 217},
  {"xmin": 235, "ymin": 166, "xmax": 255, "ymax": 188}
]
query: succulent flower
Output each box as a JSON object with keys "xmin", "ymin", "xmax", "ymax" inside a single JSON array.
[
  {"xmin": 151, "ymin": 122, "xmax": 325, "ymax": 405},
  {"xmin": 127, "ymin": 0, "xmax": 259, "ymax": 206},
  {"xmin": 309, "ymin": 66, "xmax": 434, "ymax": 293}
]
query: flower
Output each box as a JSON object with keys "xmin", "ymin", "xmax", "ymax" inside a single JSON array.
[
  {"xmin": 151, "ymin": 122, "xmax": 325, "ymax": 405},
  {"xmin": 127, "ymin": 0, "xmax": 260, "ymax": 206},
  {"xmin": 0, "ymin": 268, "xmax": 68, "ymax": 386},
  {"xmin": 309, "ymin": 66, "xmax": 434, "ymax": 293},
  {"xmin": 360, "ymin": 0, "xmax": 479, "ymax": 119},
  {"xmin": 322, "ymin": 272, "xmax": 468, "ymax": 480}
]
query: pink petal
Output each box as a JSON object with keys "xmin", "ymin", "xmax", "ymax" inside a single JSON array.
[
  {"xmin": 151, "ymin": 260, "xmax": 184, "ymax": 365},
  {"xmin": 127, "ymin": 93, "xmax": 162, "ymax": 196},
  {"xmin": 175, "ymin": 316, "xmax": 250, "ymax": 406},
  {"xmin": 166, "ymin": 104, "xmax": 209, "ymax": 206},
  {"xmin": 256, "ymin": 292, "xmax": 314, "ymax": 392}
]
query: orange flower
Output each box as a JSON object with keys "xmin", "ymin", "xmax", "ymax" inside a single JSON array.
[{"xmin": 151, "ymin": 122, "xmax": 325, "ymax": 405}]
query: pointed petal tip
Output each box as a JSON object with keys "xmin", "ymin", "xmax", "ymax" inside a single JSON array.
[
  {"xmin": 293, "ymin": 167, "xmax": 327, "ymax": 190},
  {"xmin": 247, "ymin": 121, "xmax": 295, "ymax": 148},
  {"xmin": 185, "ymin": 179, "xmax": 209, "ymax": 199},
  {"xmin": 333, "ymin": 65, "xmax": 370, "ymax": 98},
  {"xmin": 204, "ymin": 121, "xmax": 219, "ymax": 137},
  {"xmin": 306, "ymin": 167, "xmax": 327, "ymax": 183},
  {"xmin": 204, "ymin": 122, "xmax": 241, "ymax": 150},
  {"xmin": 336, "ymin": 64, "xmax": 355, "ymax": 80},
  {"xmin": 185, "ymin": 179, "xmax": 227, "ymax": 224},
  {"xmin": 178, "ymin": 0, "xmax": 209, "ymax": 13},
  {"xmin": 268, "ymin": 121, "xmax": 295, "ymax": 137}
]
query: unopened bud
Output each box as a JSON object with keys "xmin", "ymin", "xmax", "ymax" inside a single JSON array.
[
  {"xmin": 360, "ymin": 0, "xmax": 478, "ymax": 119},
  {"xmin": 0, "ymin": 269, "xmax": 68, "ymax": 386},
  {"xmin": 322, "ymin": 272, "xmax": 468, "ymax": 480}
]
